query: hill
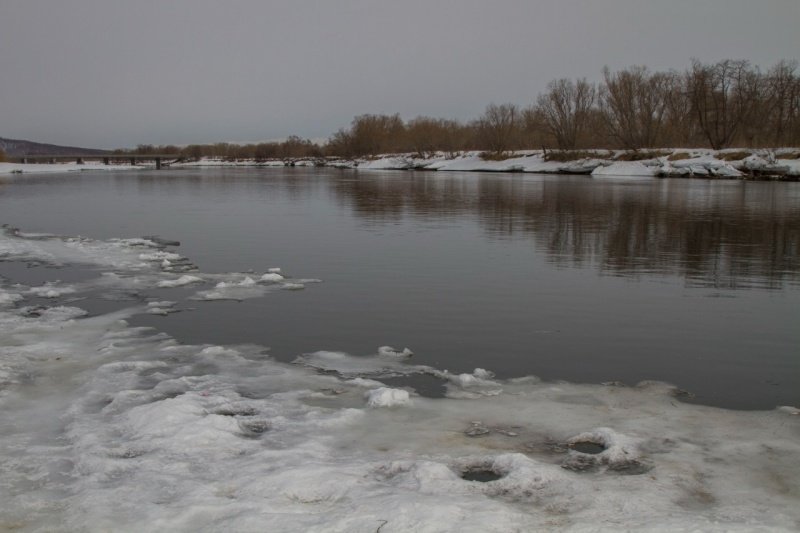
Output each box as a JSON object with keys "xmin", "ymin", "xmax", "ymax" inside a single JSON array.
[{"xmin": 0, "ymin": 137, "xmax": 109, "ymax": 157}]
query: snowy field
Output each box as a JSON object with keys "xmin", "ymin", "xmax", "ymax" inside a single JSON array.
[{"xmin": 1, "ymin": 227, "xmax": 798, "ymax": 532}]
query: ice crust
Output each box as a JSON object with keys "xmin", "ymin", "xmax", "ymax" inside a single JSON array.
[{"xmin": 1, "ymin": 228, "xmax": 799, "ymax": 531}]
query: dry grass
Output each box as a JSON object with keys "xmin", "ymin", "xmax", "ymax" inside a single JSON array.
[
  {"xmin": 543, "ymin": 150, "xmax": 601, "ymax": 162},
  {"xmin": 718, "ymin": 151, "xmax": 752, "ymax": 161},
  {"xmin": 779, "ymin": 151, "xmax": 800, "ymax": 160},
  {"xmin": 668, "ymin": 152, "xmax": 692, "ymax": 161},
  {"xmin": 479, "ymin": 152, "xmax": 513, "ymax": 161}
]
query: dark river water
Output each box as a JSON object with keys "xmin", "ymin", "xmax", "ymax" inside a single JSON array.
[{"xmin": 1, "ymin": 167, "xmax": 798, "ymax": 409}]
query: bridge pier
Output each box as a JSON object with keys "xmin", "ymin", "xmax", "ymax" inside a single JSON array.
[
  {"xmin": 130, "ymin": 158, "xmax": 136, "ymax": 166},
  {"xmin": 50, "ymin": 158, "xmax": 57, "ymax": 164},
  {"xmin": 103, "ymin": 157, "xmax": 110, "ymax": 165},
  {"xmin": 76, "ymin": 157, "xmax": 83, "ymax": 165},
  {"xmin": 155, "ymin": 157, "xmax": 162, "ymax": 170}
]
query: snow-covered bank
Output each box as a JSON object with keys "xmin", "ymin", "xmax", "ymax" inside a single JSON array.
[
  {"xmin": 3, "ymin": 148, "xmax": 798, "ymax": 180},
  {"xmin": 1, "ymin": 227, "xmax": 799, "ymax": 531},
  {"xmin": 333, "ymin": 149, "xmax": 800, "ymax": 180},
  {"xmin": 0, "ymin": 161, "xmax": 142, "ymax": 175},
  {"xmin": 166, "ymin": 148, "xmax": 800, "ymax": 180}
]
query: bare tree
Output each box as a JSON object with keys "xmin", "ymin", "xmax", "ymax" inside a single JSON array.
[
  {"xmin": 688, "ymin": 59, "xmax": 760, "ymax": 149},
  {"xmin": 599, "ymin": 66, "xmax": 670, "ymax": 149},
  {"xmin": 475, "ymin": 103, "xmax": 523, "ymax": 154},
  {"xmin": 764, "ymin": 60, "xmax": 800, "ymax": 146},
  {"xmin": 536, "ymin": 78, "xmax": 595, "ymax": 150},
  {"xmin": 349, "ymin": 114, "xmax": 406, "ymax": 156}
]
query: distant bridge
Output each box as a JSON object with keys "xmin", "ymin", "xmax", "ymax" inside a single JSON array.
[{"xmin": 10, "ymin": 154, "xmax": 182, "ymax": 170}]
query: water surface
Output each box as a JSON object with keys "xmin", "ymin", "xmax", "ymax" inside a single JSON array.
[{"xmin": 1, "ymin": 167, "xmax": 798, "ymax": 409}]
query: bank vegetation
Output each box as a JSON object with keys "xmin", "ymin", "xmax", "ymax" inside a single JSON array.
[{"xmin": 117, "ymin": 59, "xmax": 800, "ymax": 160}]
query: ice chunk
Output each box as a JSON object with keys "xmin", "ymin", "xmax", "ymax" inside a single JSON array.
[
  {"xmin": 156, "ymin": 275, "xmax": 203, "ymax": 288},
  {"xmin": 0, "ymin": 289, "xmax": 23, "ymax": 306},
  {"xmin": 28, "ymin": 282, "xmax": 77, "ymax": 298},
  {"xmin": 365, "ymin": 387, "xmax": 411, "ymax": 407},
  {"xmin": 377, "ymin": 345, "xmax": 414, "ymax": 357}
]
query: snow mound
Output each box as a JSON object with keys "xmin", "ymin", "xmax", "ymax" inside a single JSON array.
[{"xmin": 592, "ymin": 161, "xmax": 658, "ymax": 178}]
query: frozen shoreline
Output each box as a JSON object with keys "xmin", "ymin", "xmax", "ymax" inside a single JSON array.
[
  {"xmin": 178, "ymin": 148, "xmax": 800, "ymax": 180},
  {"xmin": 1, "ymin": 227, "xmax": 799, "ymax": 531},
  {"xmin": 3, "ymin": 148, "xmax": 800, "ymax": 180}
]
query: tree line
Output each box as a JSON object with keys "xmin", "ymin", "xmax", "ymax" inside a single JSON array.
[
  {"xmin": 113, "ymin": 135, "xmax": 323, "ymax": 160},
  {"xmin": 115, "ymin": 59, "xmax": 799, "ymax": 160},
  {"xmin": 328, "ymin": 59, "xmax": 799, "ymax": 156}
]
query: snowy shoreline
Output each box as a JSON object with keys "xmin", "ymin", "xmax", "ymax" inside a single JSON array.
[
  {"xmin": 3, "ymin": 148, "xmax": 800, "ymax": 180},
  {"xmin": 179, "ymin": 148, "xmax": 800, "ymax": 180}
]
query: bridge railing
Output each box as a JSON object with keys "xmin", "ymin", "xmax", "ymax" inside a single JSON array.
[{"xmin": 10, "ymin": 154, "xmax": 183, "ymax": 169}]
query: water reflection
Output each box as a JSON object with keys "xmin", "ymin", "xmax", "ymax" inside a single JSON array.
[{"xmin": 333, "ymin": 172, "xmax": 800, "ymax": 289}]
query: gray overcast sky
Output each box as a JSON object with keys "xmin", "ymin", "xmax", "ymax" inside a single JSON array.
[{"xmin": 1, "ymin": 0, "xmax": 798, "ymax": 149}]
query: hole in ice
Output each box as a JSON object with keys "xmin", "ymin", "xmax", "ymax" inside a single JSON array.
[
  {"xmin": 237, "ymin": 418, "xmax": 270, "ymax": 436},
  {"xmin": 569, "ymin": 441, "xmax": 606, "ymax": 455},
  {"xmin": 461, "ymin": 469, "xmax": 504, "ymax": 483},
  {"xmin": 212, "ymin": 405, "xmax": 258, "ymax": 417}
]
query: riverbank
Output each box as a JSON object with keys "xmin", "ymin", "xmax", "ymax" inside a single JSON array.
[
  {"xmin": 3, "ymin": 148, "xmax": 800, "ymax": 180},
  {"xmin": 178, "ymin": 148, "xmax": 800, "ymax": 180}
]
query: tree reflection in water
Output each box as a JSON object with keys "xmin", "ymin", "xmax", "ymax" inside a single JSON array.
[{"xmin": 333, "ymin": 172, "xmax": 800, "ymax": 290}]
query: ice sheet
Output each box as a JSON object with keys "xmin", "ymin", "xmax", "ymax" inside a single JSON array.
[{"xmin": 0, "ymin": 228, "xmax": 798, "ymax": 532}]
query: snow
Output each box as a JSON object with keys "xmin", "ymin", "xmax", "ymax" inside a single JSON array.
[
  {"xmin": 1, "ymin": 227, "xmax": 799, "ymax": 531},
  {"xmin": 0, "ymin": 161, "xmax": 140, "ymax": 175},
  {"xmin": 3, "ymin": 150, "xmax": 795, "ymax": 180},
  {"xmin": 591, "ymin": 161, "xmax": 658, "ymax": 178}
]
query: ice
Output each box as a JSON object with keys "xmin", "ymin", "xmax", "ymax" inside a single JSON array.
[
  {"xmin": 156, "ymin": 274, "xmax": 204, "ymax": 288},
  {"xmin": 27, "ymin": 281, "xmax": 77, "ymax": 298},
  {"xmin": 0, "ymin": 288, "xmax": 23, "ymax": 306},
  {"xmin": 259, "ymin": 272, "xmax": 284, "ymax": 282},
  {"xmin": 365, "ymin": 387, "xmax": 412, "ymax": 407},
  {"xmin": 146, "ymin": 301, "xmax": 179, "ymax": 316},
  {"xmin": 1, "ymin": 228, "xmax": 799, "ymax": 531},
  {"xmin": 377, "ymin": 345, "xmax": 414, "ymax": 357},
  {"xmin": 294, "ymin": 349, "xmax": 437, "ymax": 378}
]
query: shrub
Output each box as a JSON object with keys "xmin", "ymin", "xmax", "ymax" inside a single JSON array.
[
  {"xmin": 543, "ymin": 150, "xmax": 600, "ymax": 162},
  {"xmin": 615, "ymin": 150, "xmax": 671, "ymax": 161}
]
